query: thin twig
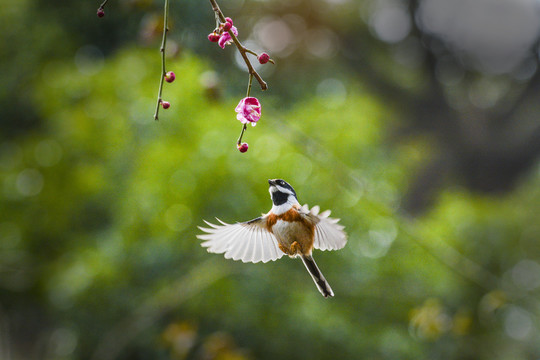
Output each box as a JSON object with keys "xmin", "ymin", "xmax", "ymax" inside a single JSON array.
[
  {"xmin": 208, "ymin": 0, "xmax": 268, "ymax": 91},
  {"xmin": 246, "ymin": 72, "xmax": 253, "ymax": 98},
  {"xmin": 98, "ymin": 0, "xmax": 109, "ymax": 11},
  {"xmin": 237, "ymin": 125, "xmax": 248, "ymax": 145},
  {"xmin": 154, "ymin": 0, "xmax": 170, "ymax": 121}
]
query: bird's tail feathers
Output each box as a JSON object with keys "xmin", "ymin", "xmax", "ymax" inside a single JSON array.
[{"xmin": 300, "ymin": 255, "xmax": 334, "ymax": 298}]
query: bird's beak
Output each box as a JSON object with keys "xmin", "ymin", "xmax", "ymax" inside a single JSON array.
[{"xmin": 268, "ymin": 179, "xmax": 276, "ymax": 186}]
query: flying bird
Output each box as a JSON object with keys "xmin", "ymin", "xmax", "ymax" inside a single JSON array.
[{"xmin": 197, "ymin": 179, "xmax": 347, "ymax": 297}]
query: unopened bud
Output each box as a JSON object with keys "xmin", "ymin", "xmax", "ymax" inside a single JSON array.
[
  {"xmin": 258, "ymin": 53, "xmax": 270, "ymax": 64},
  {"xmin": 208, "ymin": 32, "xmax": 220, "ymax": 42},
  {"xmin": 165, "ymin": 71, "xmax": 176, "ymax": 83},
  {"xmin": 237, "ymin": 142, "xmax": 249, "ymax": 153}
]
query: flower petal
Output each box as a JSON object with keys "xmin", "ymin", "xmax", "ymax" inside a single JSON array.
[
  {"xmin": 235, "ymin": 97, "xmax": 261, "ymax": 125},
  {"xmin": 218, "ymin": 33, "xmax": 231, "ymax": 49}
]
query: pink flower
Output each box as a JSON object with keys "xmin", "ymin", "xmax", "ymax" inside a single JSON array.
[
  {"xmin": 218, "ymin": 26, "xmax": 238, "ymax": 49},
  {"xmin": 235, "ymin": 97, "xmax": 261, "ymax": 126}
]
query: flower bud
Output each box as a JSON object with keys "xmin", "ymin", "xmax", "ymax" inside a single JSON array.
[
  {"xmin": 208, "ymin": 32, "xmax": 220, "ymax": 42},
  {"xmin": 223, "ymin": 21, "xmax": 232, "ymax": 32},
  {"xmin": 97, "ymin": 8, "xmax": 105, "ymax": 18},
  {"xmin": 161, "ymin": 101, "xmax": 171, "ymax": 109},
  {"xmin": 225, "ymin": 17, "xmax": 233, "ymax": 26},
  {"xmin": 237, "ymin": 142, "xmax": 249, "ymax": 153},
  {"xmin": 165, "ymin": 71, "xmax": 176, "ymax": 83},
  {"xmin": 258, "ymin": 53, "xmax": 270, "ymax": 64}
]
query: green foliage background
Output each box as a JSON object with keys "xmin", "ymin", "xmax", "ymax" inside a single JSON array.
[{"xmin": 1, "ymin": 1, "xmax": 540, "ymax": 360}]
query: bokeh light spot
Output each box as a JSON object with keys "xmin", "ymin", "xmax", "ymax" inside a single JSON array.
[
  {"xmin": 305, "ymin": 28, "xmax": 338, "ymax": 59},
  {"xmin": 503, "ymin": 306, "xmax": 533, "ymax": 340},
  {"xmin": 511, "ymin": 260, "xmax": 540, "ymax": 291},
  {"xmin": 16, "ymin": 168, "xmax": 44, "ymax": 197},
  {"xmin": 254, "ymin": 17, "xmax": 294, "ymax": 56},
  {"xmin": 49, "ymin": 328, "xmax": 78, "ymax": 357},
  {"xmin": 165, "ymin": 204, "xmax": 192, "ymax": 232},
  {"xmin": 358, "ymin": 217, "xmax": 397, "ymax": 259},
  {"xmin": 35, "ymin": 139, "xmax": 63, "ymax": 167},
  {"xmin": 418, "ymin": 0, "xmax": 540, "ymax": 74},
  {"xmin": 370, "ymin": 6, "xmax": 411, "ymax": 44}
]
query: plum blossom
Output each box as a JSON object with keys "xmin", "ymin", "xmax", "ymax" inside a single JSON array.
[
  {"xmin": 235, "ymin": 97, "xmax": 261, "ymax": 126},
  {"xmin": 218, "ymin": 26, "xmax": 238, "ymax": 49}
]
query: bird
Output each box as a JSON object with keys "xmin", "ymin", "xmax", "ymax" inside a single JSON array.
[{"xmin": 197, "ymin": 179, "xmax": 347, "ymax": 298}]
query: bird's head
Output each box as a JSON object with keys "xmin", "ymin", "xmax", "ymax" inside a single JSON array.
[{"xmin": 268, "ymin": 179, "xmax": 298, "ymax": 211}]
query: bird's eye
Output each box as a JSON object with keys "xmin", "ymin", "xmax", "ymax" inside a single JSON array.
[{"xmin": 279, "ymin": 180, "xmax": 285, "ymax": 185}]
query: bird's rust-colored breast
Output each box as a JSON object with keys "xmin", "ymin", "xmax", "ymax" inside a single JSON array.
[
  {"xmin": 266, "ymin": 207, "xmax": 316, "ymax": 255},
  {"xmin": 266, "ymin": 209, "xmax": 305, "ymax": 228}
]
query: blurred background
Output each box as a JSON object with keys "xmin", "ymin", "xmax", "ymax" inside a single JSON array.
[{"xmin": 2, "ymin": 0, "xmax": 540, "ymax": 359}]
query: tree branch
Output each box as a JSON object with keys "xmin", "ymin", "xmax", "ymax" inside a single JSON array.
[
  {"xmin": 153, "ymin": 0, "xmax": 170, "ymax": 121},
  {"xmin": 209, "ymin": 0, "xmax": 268, "ymax": 91}
]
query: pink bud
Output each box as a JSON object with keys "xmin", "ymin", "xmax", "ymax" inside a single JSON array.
[
  {"xmin": 97, "ymin": 8, "xmax": 105, "ymax": 18},
  {"xmin": 237, "ymin": 142, "xmax": 249, "ymax": 153},
  {"xmin": 208, "ymin": 33, "xmax": 220, "ymax": 42},
  {"xmin": 258, "ymin": 53, "xmax": 270, "ymax": 64},
  {"xmin": 165, "ymin": 71, "xmax": 176, "ymax": 83},
  {"xmin": 161, "ymin": 101, "xmax": 170, "ymax": 109},
  {"xmin": 223, "ymin": 21, "xmax": 232, "ymax": 32},
  {"xmin": 225, "ymin": 17, "xmax": 233, "ymax": 26}
]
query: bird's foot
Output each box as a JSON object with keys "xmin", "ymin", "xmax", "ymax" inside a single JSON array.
[
  {"xmin": 278, "ymin": 243, "xmax": 291, "ymax": 255},
  {"xmin": 290, "ymin": 241, "xmax": 301, "ymax": 255},
  {"xmin": 278, "ymin": 242, "xmax": 301, "ymax": 256}
]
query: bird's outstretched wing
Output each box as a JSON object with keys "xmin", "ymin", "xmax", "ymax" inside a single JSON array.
[
  {"xmin": 300, "ymin": 205, "xmax": 347, "ymax": 251},
  {"xmin": 197, "ymin": 217, "xmax": 285, "ymax": 263}
]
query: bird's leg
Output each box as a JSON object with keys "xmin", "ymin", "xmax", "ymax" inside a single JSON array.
[
  {"xmin": 279, "ymin": 241, "xmax": 303, "ymax": 256},
  {"xmin": 278, "ymin": 243, "xmax": 291, "ymax": 255},
  {"xmin": 290, "ymin": 241, "xmax": 301, "ymax": 255}
]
